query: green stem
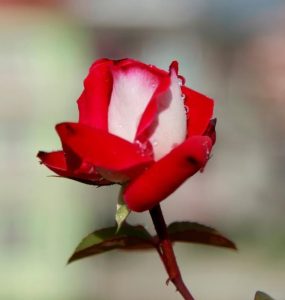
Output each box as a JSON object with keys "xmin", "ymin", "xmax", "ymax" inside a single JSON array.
[{"xmin": 149, "ymin": 204, "xmax": 195, "ymax": 300}]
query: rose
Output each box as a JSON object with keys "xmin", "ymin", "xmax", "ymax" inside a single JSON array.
[{"xmin": 38, "ymin": 58, "xmax": 215, "ymax": 212}]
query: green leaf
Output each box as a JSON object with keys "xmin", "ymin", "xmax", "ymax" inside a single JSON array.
[
  {"xmin": 68, "ymin": 223, "xmax": 155, "ymax": 264},
  {"xmin": 254, "ymin": 291, "xmax": 275, "ymax": 300},
  {"xmin": 167, "ymin": 222, "xmax": 237, "ymax": 250},
  {"xmin": 115, "ymin": 187, "xmax": 130, "ymax": 232}
]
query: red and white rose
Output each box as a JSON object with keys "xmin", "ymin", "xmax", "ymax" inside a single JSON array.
[{"xmin": 38, "ymin": 58, "xmax": 215, "ymax": 212}]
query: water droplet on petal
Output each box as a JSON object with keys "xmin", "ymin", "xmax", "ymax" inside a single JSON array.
[
  {"xmin": 135, "ymin": 140, "xmax": 154, "ymax": 158},
  {"xmin": 152, "ymin": 140, "xmax": 158, "ymax": 147},
  {"xmin": 181, "ymin": 94, "xmax": 186, "ymax": 101},
  {"xmin": 178, "ymin": 78, "xmax": 183, "ymax": 86},
  {"xmin": 135, "ymin": 140, "xmax": 148, "ymax": 156}
]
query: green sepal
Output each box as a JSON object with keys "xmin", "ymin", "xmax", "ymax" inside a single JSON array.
[{"xmin": 115, "ymin": 186, "xmax": 130, "ymax": 232}]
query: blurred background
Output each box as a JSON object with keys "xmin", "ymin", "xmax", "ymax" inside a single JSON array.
[{"xmin": 1, "ymin": 0, "xmax": 285, "ymax": 299}]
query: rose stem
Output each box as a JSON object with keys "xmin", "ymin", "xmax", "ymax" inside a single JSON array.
[{"xmin": 149, "ymin": 204, "xmax": 195, "ymax": 300}]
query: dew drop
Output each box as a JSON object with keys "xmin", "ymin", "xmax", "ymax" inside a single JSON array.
[
  {"xmin": 181, "ymin": 94, "xmax": 186, "ymax": 101},
  {"xmin": 135, "ymin": 140, "xmax": 148, "ymax": 156},
  {"xmin": 135, "ymin": 140, "xmax": 153, "ymax": 157},
  {"xmin": 178, "ymin": 78, "xmax": 183, "ymax": 86},
  {"xmin": 152, "ymin": 140, "xmax": 158, "ymax": 147}
]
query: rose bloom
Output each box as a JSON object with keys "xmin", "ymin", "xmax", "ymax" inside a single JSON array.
[{"xmin": 38, "ymin": 59, "xmax": 215, "ymax": 212}]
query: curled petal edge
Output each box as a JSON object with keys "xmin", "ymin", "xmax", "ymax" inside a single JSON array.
[
  {"xmin": 37, "ymin": 150, "xmax": 112, "ymax": 186},
  {"xmin": 55, "ymin": 122, "xmax": 154, "ymax": 181},
  {"xmin": 183, "ymin": 86, "xmax": 214, "ymax": 137}
]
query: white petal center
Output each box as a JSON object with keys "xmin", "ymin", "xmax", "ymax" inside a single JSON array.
[{"xmin": 108, "ymin": 67, "xmax": 159, "ymax": 142}]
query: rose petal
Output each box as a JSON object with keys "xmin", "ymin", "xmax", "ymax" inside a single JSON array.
[
  {"xmin": 148, "ymin": 67, "xmax": 187, "ymax": 160},
  {"xmin": 37, "ymin": 151, "xmax": 111, "ymax": 185},
  {"xmin": 56, "ymin": 122, "xmax": 154, "ymax": 180},
  {"xmin": 123, "ymin": 136, "xmax": 213, "ymax": 212},
  {"xmin": 77, "ymin": 58, "xmax": 114, "ymax": 130},
  {"xmin": 108, "ymin": 61, "xmax": 168, "ymax": 143},
  {"xmin": 134, "ymin": 70, "xmax": 170, "ymax": 144},
  {"xmin": 182, "ymin": 86, "xmax": 214, "ymax": 136},
  {"xmin": 169, "ymin": 60, "xmax": 185, "ymax": 85},
  {"xmin": 37, "ymin": 150, "xmax": 67, "ymax": 173}
]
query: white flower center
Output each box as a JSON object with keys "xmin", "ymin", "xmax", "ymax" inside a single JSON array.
[
  {"xmin": 108, "ymin": 67, "xmax": 159, "ymax": 142},
  {"xmin": 108, "ymin": 65, "xmax": 187, "ymax": 161}
]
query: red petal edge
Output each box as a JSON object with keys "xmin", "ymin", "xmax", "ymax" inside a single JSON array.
[
  {"xmin": 37, "ymin": 151, "xmax": 112, "ymax": 186},
  {"xmin": 55, "ymin": 122, "xmax": 154, "ymax": 180},
  {"xmin": 169, "ymin": 60, "xmax": 185, "ymax": 85},
  {"xmin": 183, "ymin": 86, "xmax": 214, "ymax": 136},
  {"xmin": 123, "ymin": 136, "xmax": 213, "ymax": 212}
]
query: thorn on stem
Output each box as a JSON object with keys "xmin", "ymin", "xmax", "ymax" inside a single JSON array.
[{"xmin": 166, "ymin": 278, "xmax": 171, "ymax": 285}]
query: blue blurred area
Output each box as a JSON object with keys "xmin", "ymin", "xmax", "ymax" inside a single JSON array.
[{"xmin": 1, "ymin": 1, "xmax": 285, "ymax": 299}]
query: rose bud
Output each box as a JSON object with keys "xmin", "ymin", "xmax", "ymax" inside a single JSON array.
[{"xmin": 38, "ymin": 58, "xmax": 215, "ymax": 212}]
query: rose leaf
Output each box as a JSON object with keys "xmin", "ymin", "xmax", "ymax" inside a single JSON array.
[
  {"xmin": 254, "ymin": 291, "xmax": 275, "ymax": 300},
  {"xmin": 167, "ymin": 221, "xmax": 237, "ymax": 250},
  {"xmin": 68, "ymin": 223, "xmax": 155, "ymax": 264}
]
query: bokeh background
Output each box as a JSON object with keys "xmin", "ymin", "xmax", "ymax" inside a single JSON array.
[{"xmin": 1, "ymin": 0, "xmax": 285, "ymax": 299}]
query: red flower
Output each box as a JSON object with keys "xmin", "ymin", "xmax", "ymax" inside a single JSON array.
[{"xmin": 38, "ymin": 58, "xmax": 215, "ymax": 212}]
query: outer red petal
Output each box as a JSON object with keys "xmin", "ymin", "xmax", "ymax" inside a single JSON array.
[
  {"xmin": 55, "ymin": 122, "xmax": 154, "ymax": 180},
  {"xmin": 123, "ymin": 136, "xmax": 213, "ymax": 212},
  {"xmin": 182, "ymin": 86, "xmax": 214, "ymax": 136},
  {"xmin": 77, "ymin": 58, "xmax": 114, "ymax": 130},
  {"xmin": 37, "ymin": 151, "xmax": 111, "ymax": 186},
  {"xmin": 37, "ymin": 150, "xmax": 67, "ymax": 174}
]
